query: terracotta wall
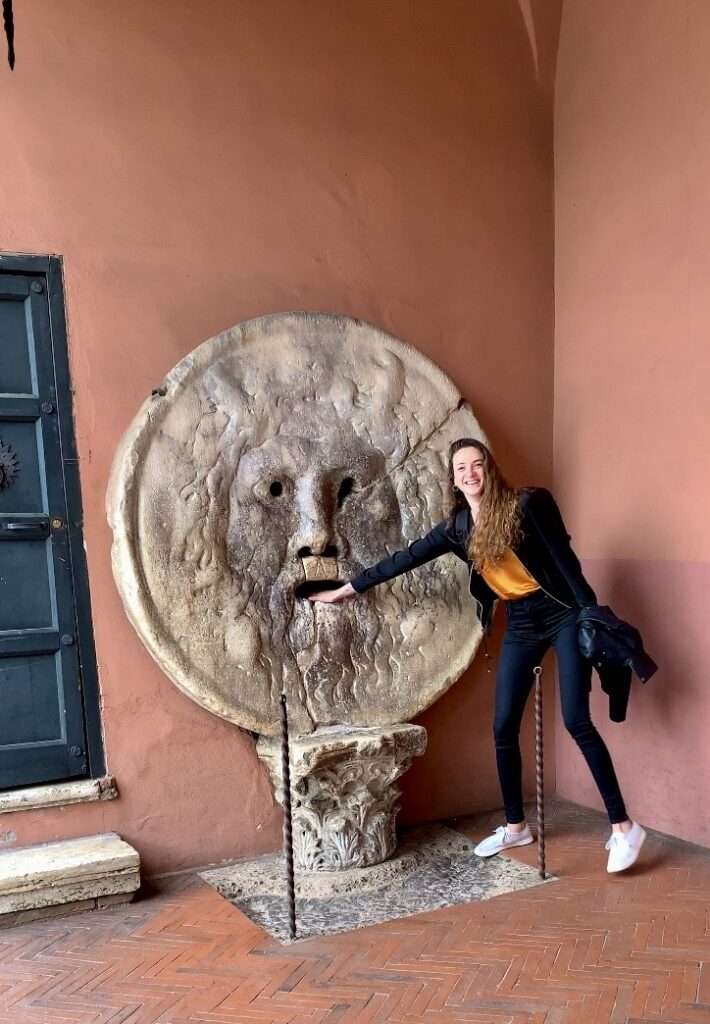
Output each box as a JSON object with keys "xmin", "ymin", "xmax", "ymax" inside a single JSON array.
[
  {"xmin": 0, "ymin": 0, "xmax": 558, "ymax": 873},
  {"xmin": 554, "ymin": 0, "xmax": 710, "ymax": 846}
]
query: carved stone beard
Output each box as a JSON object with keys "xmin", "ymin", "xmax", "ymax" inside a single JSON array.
[{"xmin": 243, "ymin": 557, "xmax": 399, "ymax": 729}]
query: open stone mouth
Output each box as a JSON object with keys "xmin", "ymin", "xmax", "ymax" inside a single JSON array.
[{"xmin": 294, "ymin": 556, "xmax": 345, "ymax": 599}]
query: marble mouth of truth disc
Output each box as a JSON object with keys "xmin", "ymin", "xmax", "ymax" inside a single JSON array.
[{"xmin": 107, "ymin": 312, "xmax": 488, "ymax": 736}]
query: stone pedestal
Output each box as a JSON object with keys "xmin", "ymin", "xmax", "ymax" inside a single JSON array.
[{"xmin": 257, "ymin": 724, "xmax": 426, "ymax": 871}]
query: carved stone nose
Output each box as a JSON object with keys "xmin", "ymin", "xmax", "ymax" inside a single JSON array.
[{"xmin": 292, "ymin": 474, "xmax": 339, "ymax": 560}]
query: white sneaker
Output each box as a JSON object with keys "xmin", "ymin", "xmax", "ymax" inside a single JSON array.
[
  {"xmin": 606, "ymin": 822, "xmax": 646, "ymax": 873},
  {"xmin": 473, "ymin": 824, "xmax": 534, "ymax": 858}
]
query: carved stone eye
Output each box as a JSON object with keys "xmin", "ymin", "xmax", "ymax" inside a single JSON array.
[
  {"xmin": 254, "ymin": 476, "xmax": 291, "ymax": 504},
  {"xmin": 337, "ymin": 477, "xmax": 355, "ymax": 507}
]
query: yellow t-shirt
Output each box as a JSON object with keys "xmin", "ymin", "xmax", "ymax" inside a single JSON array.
[{"xmin": 480, "ymin": 547, "xmax": 540, "ymax": 600}]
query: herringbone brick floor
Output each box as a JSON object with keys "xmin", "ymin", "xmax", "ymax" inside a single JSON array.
[{"xmin": 1, "ymin": 799, "xmax": 709, "ymax": 1024}]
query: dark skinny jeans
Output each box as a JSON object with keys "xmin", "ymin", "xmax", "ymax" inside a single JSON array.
[{"xmin": 494, "ymin": 589, "xmax": 628, "ymax": 825}]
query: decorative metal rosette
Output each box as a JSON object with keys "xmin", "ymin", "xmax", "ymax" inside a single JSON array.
[{"xmin": 0, "ymin": 440, "xmax": 19, "ymax": 490}]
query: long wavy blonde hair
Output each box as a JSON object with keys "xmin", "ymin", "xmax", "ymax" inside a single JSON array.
[{"xmin": 448, "ymin": 438, "xmax": 521, "ymax": 568}]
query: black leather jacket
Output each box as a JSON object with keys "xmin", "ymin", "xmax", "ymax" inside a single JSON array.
[{"xmin": 350, "ymin": 487, "xmax": 596, "ymax": 631}]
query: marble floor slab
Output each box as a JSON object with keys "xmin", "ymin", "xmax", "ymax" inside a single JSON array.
[{"xmin": 200, "ymin": 824, "xmax": 555, "ymax": 942}]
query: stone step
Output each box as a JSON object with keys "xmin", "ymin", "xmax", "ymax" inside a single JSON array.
[{"xmin": 0, "ymin": 832, "xmax": 140, "ymax": 926}]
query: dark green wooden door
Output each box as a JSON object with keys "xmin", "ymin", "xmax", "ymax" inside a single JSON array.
[{"xmin": 0, "ymin": 263, "xmax": 98, "ymax": 789}]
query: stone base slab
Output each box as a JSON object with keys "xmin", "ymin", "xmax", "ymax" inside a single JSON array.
[
  {"xmin": 200, "ymin": 824, "xmax": 555, "ymax": 942},
  {"xmin": 0, "ymin": 832, "xmax": 140, "ymax": 921}
]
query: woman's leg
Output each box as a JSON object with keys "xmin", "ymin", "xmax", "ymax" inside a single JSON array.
[
  {"xmin": 493, "ymin": 632, "xmax": 548, "ymax": 824},
  {"xmin": 554, "ymin": 618, "xmax": 628, "ymax": 824}
]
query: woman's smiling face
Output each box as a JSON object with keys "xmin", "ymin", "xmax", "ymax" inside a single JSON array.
[{"xmin": 452, "ymin": 445, "xmax": 486, "ymax": 501}]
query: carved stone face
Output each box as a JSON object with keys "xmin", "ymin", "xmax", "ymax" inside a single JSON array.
[{"xmin": 108, "ymin": 313, "xmax": 486, "ymax": 735}]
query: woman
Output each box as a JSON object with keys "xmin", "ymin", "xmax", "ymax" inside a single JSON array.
[{"xmin": 308, "ymin": 438, "xmax": 646, "ymax": 873}]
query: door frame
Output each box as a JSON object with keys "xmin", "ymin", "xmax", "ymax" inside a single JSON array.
[{"xmin": 0, "ymin": 251, "xmax": 105, "ymax": 785}]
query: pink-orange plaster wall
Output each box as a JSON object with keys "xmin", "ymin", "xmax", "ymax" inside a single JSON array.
[
  {"xmin": 554, "ymin": 0, "xmax": 710, "ymax": 846},
  {"xmin": 0, "ymin": 0, "xmax": 559, "ymax": 873}
]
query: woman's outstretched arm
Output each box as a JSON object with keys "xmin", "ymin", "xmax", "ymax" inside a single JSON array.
[{"xmin": 308, "ymin": 519, "xmax": 456, "ymax": 604}]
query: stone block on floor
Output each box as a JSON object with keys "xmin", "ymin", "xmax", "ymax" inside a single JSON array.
[{"xmin": 0, "ymin": 831, "xmax": 140, "ymax": 925}]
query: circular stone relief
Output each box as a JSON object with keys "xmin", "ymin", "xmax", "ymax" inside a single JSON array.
[{"xmin": 107, "ymin": 313, "xmax": 487, "ymax": 735}]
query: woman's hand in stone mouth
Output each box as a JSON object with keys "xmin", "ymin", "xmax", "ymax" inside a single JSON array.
[{"xmin": 307, "ymin": 582, "xmax": 358, "ymax": 604}]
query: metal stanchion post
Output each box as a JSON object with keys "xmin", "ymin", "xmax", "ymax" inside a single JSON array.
[
  {"xmin": 279, "ymin": 692, "xmax": 297, "ymax": 940},
  {"xmin": 533, "ymin": 665, "xmax": 546, "ymax": 880}
]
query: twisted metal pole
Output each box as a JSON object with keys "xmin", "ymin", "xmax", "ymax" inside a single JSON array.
[
  {"xmin": 3, "ymin": 0, "xmax": 14, "ymax": 71},
  {"xmin": 533, "ymin": 665, "xmax": 546, "ymax": 880},
  {"xmin": 279, "ymin": 692, "xmax": 297, "ymax": 940}
]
